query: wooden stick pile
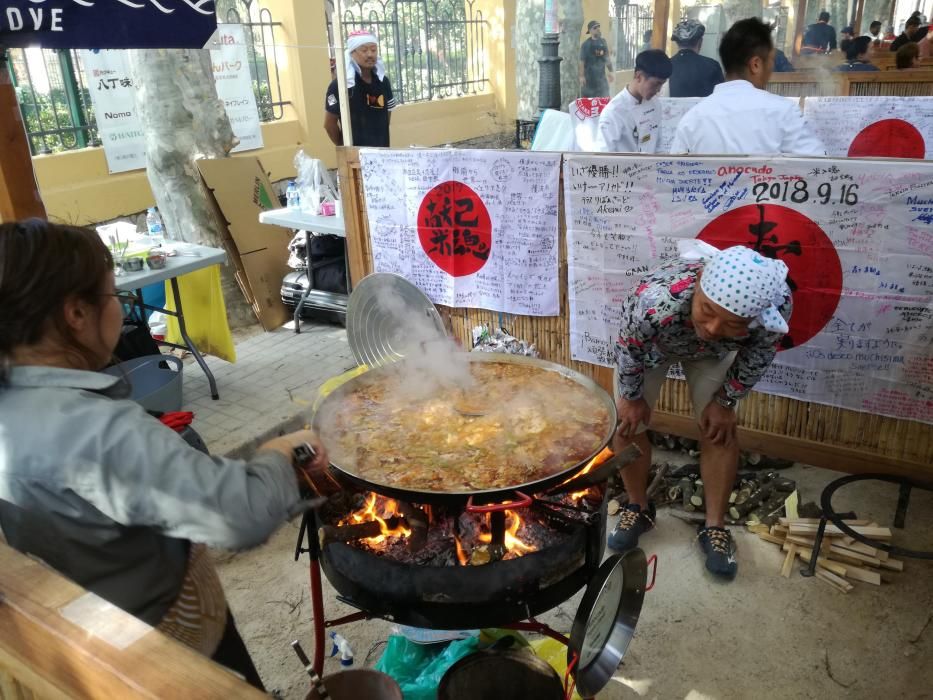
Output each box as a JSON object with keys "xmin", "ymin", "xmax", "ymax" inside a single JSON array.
[{"xmin": 748, "ymin": 518, "xmax": 905, "ymax": 593}]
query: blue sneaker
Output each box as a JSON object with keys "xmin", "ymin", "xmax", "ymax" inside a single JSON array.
[
  {"xmin": 608, "ymin": 503, "xmax": 656, "ymax": 552},
  {"xmin": 697, "ymin": 526, "xmax": 738, "ymax": 579}
]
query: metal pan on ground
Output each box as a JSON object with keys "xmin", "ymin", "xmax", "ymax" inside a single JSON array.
[
  {"xmin": 346, "ymin": 272, "xmax": 446, "ymax": 368},
  {"xmin": 569, "ymin": 549, "xmax": 657, "ymax": 698}
]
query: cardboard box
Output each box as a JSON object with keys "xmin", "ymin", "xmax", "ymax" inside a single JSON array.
[{"xmin": 196, "ymin": 156, "xmax": 292, "ymax": 331}]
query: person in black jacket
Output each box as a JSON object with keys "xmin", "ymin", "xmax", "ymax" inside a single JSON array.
[
  {"xmin": 669, "ymin": 19, "xmax": 724, "ymax": 97},
  {"xmin": 890, "ymin": 15, "xmax": 922, "ymax": 52},
  {"xmin": 801, "ymin": 11, "xmax": 837, "ymax": 54}
]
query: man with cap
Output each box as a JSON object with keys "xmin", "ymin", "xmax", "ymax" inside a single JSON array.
[
  {"xmin": 595, "ymin": 49, "xmax": 672, "ymax": 153},
  {"xmin": 669, "ymin": 19, "xmax": 724, "ymax": 97},
  {"xmin": 324, "ymin": 30, "xmax": 398, "ymax": 147},
  {"xmin": 801, "ymin": 11, "xmax": 837, "ymax": 54},
  {"xmin": 579, "ymin": 20, "xmax": 614, "ymax": 98},
  {"xmin": 608, "ymin": 241, "xmax": 793, "ymax": 579},
  {"xmin": 670, "ymin": 18, "xmax": 825, "ymax": 156}
]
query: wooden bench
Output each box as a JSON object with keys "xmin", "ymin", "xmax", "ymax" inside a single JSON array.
[{"xmin": 768, "ymin": 70, "xmax": 933, "ymax": 96}]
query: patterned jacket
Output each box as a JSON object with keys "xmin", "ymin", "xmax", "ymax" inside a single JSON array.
[{"xmin": 614, "ymin": 258, "xmax": 793, "ymax": 402}]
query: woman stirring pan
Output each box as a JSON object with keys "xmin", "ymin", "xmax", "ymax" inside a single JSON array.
[{"xmin": 0, "ymin": 219, "xmax": 329, "ymax": 690}]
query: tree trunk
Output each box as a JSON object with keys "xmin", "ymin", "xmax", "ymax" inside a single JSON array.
[
  {"xmin": 514, "ymin": 0, "xmax": 586, "ymax": 119},
  {"xmin": 127, "ymin": 48, "xmax": 256, "ymax": 330}
]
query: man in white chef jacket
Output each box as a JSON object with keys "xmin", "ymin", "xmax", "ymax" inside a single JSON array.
[
  {"xmin": 595, "ymin": 50, "xmax": 672, "ymax": 154},
  {"xmin": 670, "ymin": 18, "xmax": 825, "ymax": 156}
]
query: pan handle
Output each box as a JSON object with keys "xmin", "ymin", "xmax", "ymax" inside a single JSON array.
[
  {"xmin": 645, "ymin": 553, "xmax": 658, "ymax": 592},
  {"xmin": 466, "ymin": 491, "xmax": 532, "ymax": 513}
]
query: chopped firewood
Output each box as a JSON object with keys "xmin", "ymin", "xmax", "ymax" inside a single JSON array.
[
  {"xmin": 838, "ymin": 537, "xmax": 889, "ymax": 561},
  {"xmin": 728, "ymin": 489, "xmax": 738, "ymax": 504},
  {"xmin": 828, "ymin": 545, "xmax": 881, "ymax": 567},
  {"xmin": 607, "ymin": 499, "xmax": 620, "ymax": 516},
  {"xmin": 788, "ymin": 524, "xmax": 892, "ymax": 539},
  {"xmin": 318, "ymin": 517, "xmax": 405, "ymax": 545},
  {"xmin": 781, "ymin": 545, "xmax": 798, "ymax": 578},
  {"xmin": 879, "ymin": 558, "xmax": 904, "ymax": 572},
  {"xmin": 646, "ymin": 463, "xmax": 671, "ymax": 500},
  {"xmin": 690, "ymin": 480, "xmax": 705, "ymax": 508},
  {"xmin": 681, "ymin": 478, "xmax": 696, "ymax": 512},
  {"xmin": 758, "ymin": 532, "xmax": 786, "ymax": 545},
  {"xmin": 779, "ymin": 517, "xmax": 871, "ymax": 527},
  {"xmin": 816, "ymin": 569, "xmax": 853, "ymax": 593},
  {"xmin": 729, "ymin": 482, "xmax": 773, "ymax": 521},
  {"xmin": 772, "ymin": 524, "xmax": 790, "ymax": 535},
  {"xmin": 789, "ymin": 545, "xmax": 848, "ymax": 577},
  {"xmin": 837, "ymin": 563, "xmax": 882, "ymax": 586},
  {"xmin": 747, "ymin": 523, "xmax": 771, "ymax": 535}
]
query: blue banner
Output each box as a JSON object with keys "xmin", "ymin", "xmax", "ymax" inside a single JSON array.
[{"xmin": 0, "ymin": 0, "xmax": 217, "ymax": 49}]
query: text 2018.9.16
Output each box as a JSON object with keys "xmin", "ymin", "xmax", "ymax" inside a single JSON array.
[{"xmin": 752, "ymin": 181, "xmax": 859, "ymax": 206}]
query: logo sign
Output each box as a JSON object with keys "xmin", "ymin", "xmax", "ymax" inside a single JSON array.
[
  {"xmin": 0, "ymin": 0, "xmax": 218, "ymax": 50},
  {"xmin": 417, "ymin": 180, "xmax": 492, "ymax": 277}
]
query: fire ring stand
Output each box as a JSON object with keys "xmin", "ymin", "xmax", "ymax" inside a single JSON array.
[{"xmin": 800, "ymin": 473, "xmax": 933, "ymax": 579}]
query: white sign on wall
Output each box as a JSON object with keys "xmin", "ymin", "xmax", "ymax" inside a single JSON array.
[
  {"xmin": 81, "ymin": 24, "xmax": 262, "ymax": 174},
  {"xmin": 564, "ymin": 154, "xmax": 933, "ymax": 424},
  {"xmin": 360, "ymin": 148, "xmax": 562, "ymax": 316}
]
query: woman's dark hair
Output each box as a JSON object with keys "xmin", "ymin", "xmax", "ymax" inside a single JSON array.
[
  {"xmin": 845, "ymin": 36, "xmax": 872, "ymax": 61},
  {"xmin": 0, "ymin": 219, "xmax": 113, "ymax": 369},
  {"xmin": 719, "ymin": 18, "xmax": 774, "ymax": 76},
  {"xmin": 896, "ymin": 42, "xmax": 920, "ymax": 68}
]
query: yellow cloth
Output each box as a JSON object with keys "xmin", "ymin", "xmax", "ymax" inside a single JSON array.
[{"xmin": 165, "ymin": 266, "xmax": 236, "ymax": 363}]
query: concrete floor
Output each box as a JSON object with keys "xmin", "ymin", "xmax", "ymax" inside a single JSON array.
[{"xmin": 215, "ymin": 459, "xmax": 933, "ymax": 700}]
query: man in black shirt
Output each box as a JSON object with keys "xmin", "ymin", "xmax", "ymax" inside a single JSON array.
[
  {"xmin": 324, "ymin": 30, "xmax": 397, "ymax": 147},
  {"xmin": 890, "ymin": 15, "xmax": 922, "ymax": 52},
  {"xmin": 579, "ymin": 20, "xmax": 614, "ymax": 97},
  {"xmin": 669, "ymin": 19, "xmax": 724, "ymax": 97},
  {"xmin": 801, "ymin": 11, "xmax": 837, "ymax": 54}
]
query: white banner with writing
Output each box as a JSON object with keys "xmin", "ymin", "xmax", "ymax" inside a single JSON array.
[
  {"xmin": 804, "ymin": 96, "xmax": 933, "ymax": 159},
  {"xmin": 81, "ymin": 24, "xmax": 262, "ymax": 174},
  {"xmin": 564, "ymin": 155, "xmax": 933, "ymax": 424},
  {"xmin": 80, "ymin": 49, "xmax": 146, "ymax": 173},
  {"xmin": 360, "ymin": 149, "xmax": 562, "ymax": 316}
]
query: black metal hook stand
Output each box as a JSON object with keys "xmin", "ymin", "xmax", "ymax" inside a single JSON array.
[{"xmin": 800, "ymin": 473, "xmax": 933, "ymax": 579}]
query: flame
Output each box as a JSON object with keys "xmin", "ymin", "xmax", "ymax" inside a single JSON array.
[
  {"xmin": 344, "ymin": 493, "xmax": 412, "ymax": 545},
  {"xmin": 478, "ymin": 510, "xmax": 536, "ymax": 555},
  {"xmin": 563, "ymin": 446, "xmax": 613, "ymax": 501},
  {"xmin": 454, "ymin": 534, "xmax": 469, "ymax": 565}
]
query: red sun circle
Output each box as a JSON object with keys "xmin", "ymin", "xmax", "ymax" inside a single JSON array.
[
  {"xmin": 697, "ymin": 204, "xmax": 843, "ymax": 350},
  {"xmin": 847, "ymin": 119, "xmax": 925, "ymax": 159},
  {"xmin": 417, "ymin": 180, "xmax": 492, "ymax": 277}
]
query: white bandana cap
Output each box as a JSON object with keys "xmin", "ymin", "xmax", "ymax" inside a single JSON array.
[
  {"xmin": 678, "ymin": 239, "xmax": 790, "ymax": 334},
  {"xmin": 345, "ymin": 30, "xmax": 386, "ymax": 89}
]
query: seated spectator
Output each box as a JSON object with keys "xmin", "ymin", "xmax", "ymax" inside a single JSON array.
[
  {"xmin": 863, "ymin": 20, "xmax": 883, "ymax": 44},
  {"xmin": 773, "ymin": 48, "xmax": 795, "ymax": 71},
  {"xmin": 890, "ymin": 15, "xmax": 922, "ymax": 51},
  {"xmin": 896, "ymin": 42, "xmax": 921, "ymax": 68},
  {"xmin": 840, "ymin": 25, "xmax": 855, "ymax": 43},
  {"xmin": 670, "ymin": 18, "xmax": 824, "ymax": 156},
  {"xmin": 669, "ymin": 19, "xmax": 725, "ymax": 97},
  {"xmin": 836, "ymin": 36, "xmax": 879, "ymax": 70}
]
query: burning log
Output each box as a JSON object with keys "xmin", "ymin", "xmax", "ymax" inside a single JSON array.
[
  {"xmin": 319, "ymin": 517, "xmax": 405, "ymax": 546},
  {"xmin": 397, "ymin": 502, "xmax": 428, "ymax": 552}
]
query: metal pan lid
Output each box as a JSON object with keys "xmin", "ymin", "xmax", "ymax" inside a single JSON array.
[
  {"xmin": 568, "ymin": 549, "xmax": 650, "ymax": 698},
  {"xmin": 346, "ymin": 272, "xmax": 446, "ymax": 368}
]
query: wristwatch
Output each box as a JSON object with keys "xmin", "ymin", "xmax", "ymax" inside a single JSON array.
[{"xmin": 715, "ymin": 390, "xmax": 737, "ymax": 410}]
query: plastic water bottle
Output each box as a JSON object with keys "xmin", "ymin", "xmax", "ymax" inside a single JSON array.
[
  {"xmin": 146, "ymin": 207, "xmax": 165, "ymax": 245},
  {"xmin": 286, "ymin": 181, "xmax": 300, "ymax": 210}
]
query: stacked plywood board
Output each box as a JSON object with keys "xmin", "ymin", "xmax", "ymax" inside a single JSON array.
[{"xmin": 749, "ymin": 518, "xmax": 905, "ymax": 593}]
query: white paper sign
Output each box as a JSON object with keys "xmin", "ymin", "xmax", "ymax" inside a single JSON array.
[
  {"xmin": 803, "ymin": 96, "xmax": 933, "ymax": 159},
  {"xmin": 81, "ymin": 24, "xmax": 261, "ymax": 174},
  {"xmin": 656, "ymin": 97, "xmax": 701, "ymax": 155},
  {"xmin": 210, "ymin": 24, "xmax": 263, "ymax": 153},
  {"xmin": 80, "ymin": 49, "xmax": 146, "ymax": 174},
  {"xmin": 564, "ymin": 154, "xmax": 933, "ymax": 424},
  {"xmin": 360, "ymin": 149, "xmax": 562, "ymax": 316}
]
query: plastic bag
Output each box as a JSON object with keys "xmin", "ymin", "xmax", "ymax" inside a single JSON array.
[
  {"xmin": 471, "ymin": 325, "xmax": 539, "ymax": 357},
  {"xmin": 375, "ymin": 635, "xmax": 480, "ymax": 700},
  {"xmin": 530, "ymin": 638, "xmax": 583, "ymax": 700},
  {"xmin": 294, "ymin": 149, "xmax": 338, "ymax": 214}
]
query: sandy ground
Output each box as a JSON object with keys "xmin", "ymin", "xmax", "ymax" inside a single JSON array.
[{"xmin": 215, "ymin": 459, "xmax": 933, "ymax": 699}]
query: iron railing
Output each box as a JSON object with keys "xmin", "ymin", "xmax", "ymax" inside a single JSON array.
[
  {"xmin": 611, "ymin": 1, "xmax": 654, "ymax": 71},
  {"xmin": 6, "ymin": 0, "xmax": 286, "ymax": 156},
  {"xmin": 219, "ymin": 0, "xmax": 290, "ymax": 121},
  {"xmin": 326, "ymin": 0, "xmax": 488, "ymax": 104}
]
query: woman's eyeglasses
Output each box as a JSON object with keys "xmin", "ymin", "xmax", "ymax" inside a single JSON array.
[{"xmin": 100, "ymin": 291, "xmax": 140, "ymax": 312}]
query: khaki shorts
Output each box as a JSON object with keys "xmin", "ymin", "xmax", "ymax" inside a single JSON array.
[{"xmin": 614, "ymin": 352, "xmax": 737, "ymax": 434}]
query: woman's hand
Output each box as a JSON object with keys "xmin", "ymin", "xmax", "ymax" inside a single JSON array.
[
  {"xmin": 699, "ymin": 400, "xmax": 737, "ymax": 447},
  {"xmin": 260, "ymin": 429, "xmax": 329, "ymax": 474},
  {"xmin": 615, "ymin": 397, "xmax": 651, "ymax": 439}
]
